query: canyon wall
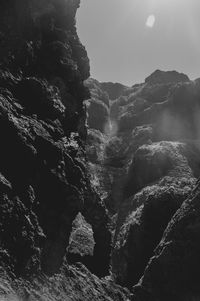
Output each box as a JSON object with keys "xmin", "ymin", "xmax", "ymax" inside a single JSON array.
[
  {"xmin": 1, "ymin": 1, "xmax": 200, "ymax": 300},
  {"xmin": 0, "ymin": 1, "xmax": 132, "ymax": 300},
  {"xmin": 86, "ymin": 71, "xmax": 200, "ymax": 301}
]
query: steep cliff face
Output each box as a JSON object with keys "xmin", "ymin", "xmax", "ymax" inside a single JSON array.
[
  {"xmin": 132, "ymin": 181, "xmax": 200, "ymax": 301},
  {"xmin": 0, "ymin": 0, "xmax": 88, "ymax": 276},
  {"xmin": 2, "ymin": 1, "xmax": 200, "ymax": 299},
  {"xmin": 0, "ymin": 1, "xmax": 131, "ymax": 300},
  {"xmin": 85, "ymin": 70, "xmax": 200, "ymax": 300}
]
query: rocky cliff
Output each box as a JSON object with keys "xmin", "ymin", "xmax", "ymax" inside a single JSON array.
[
  {"xmin": 0, "ymin": 1, "xmax": 134, "ymax": 300},
  {"xmin": 85, "ymin": 71, "xmax": 200, "ymax": 300},
  {"xmin": 1, "ymin": 1, "xmax": 200, "ymax": 300}
]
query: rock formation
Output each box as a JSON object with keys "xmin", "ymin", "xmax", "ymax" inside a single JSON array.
[
  {"xmin": 0, "ymin": 1, "xmax": 133, "ymax": 300},
  {"xmin": 145, "ymin": 69, "xmax": 189, "ymax": 85},
  {"xmin": 86, "ymin": 69, "xmax": 200, "ymax": 300},
  {"xmin": 132, "ymin": 181, "xmax": 200, "ymax": 301},
  {"xmin": 101, "ymin": 82, "xmax": 128, "ymax": 101},
  {"xmin": 1, "ymin": 0, "xmax": 200, "ymax": 300}
]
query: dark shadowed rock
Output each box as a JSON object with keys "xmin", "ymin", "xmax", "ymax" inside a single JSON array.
[
  {"xmin": 84, "ymin": 78, "xmax": 110, "ymax": 107},
  {"xmin": 0, "ymin": 263, "xmax": 132, "ymax": 301},
  {"xmin": 118, "ymin": 80, "xmax": 200, "ymax": 138},
  {"xmin": 2, "ymin": 0, "xmax": 200, "ymax": 296},
  {"xmin": 86, "ymin": 69, "xmax": 200, "ymax": 299},
  {"xmin": 111, "ymin": 141, "xmax": 200, "ymax": 288},
  {"xmin": 86, "ymin": 98, "xmax": 109, "ymax": 133},
  {"xmin": 132, "ymin": 181, "xmax": 200, "ymax": 301},
  {"xmin": 101, "ymin": 82, "xmax": 128, "ymax": 100},
  {"xmin": 124, "ymin": 141, "xmax": 197, "ymax": 198},
  {"xmin": 112, "ymin": 183, "xmax": 193, "ymax": 289},
  {"xmin": 86, "ymin": 129, "xmax": 106, "ymax": 163},
  {"xmin": 145, "ymin": 70, "xmax": 189, "ymax": 85},
  {"xmin": 14, "ymin": 77, "xmax": 66, "ymax": 120},
  {"xmin": 0, "ymin": 0, "xmax": 120, "ymax": 299}
]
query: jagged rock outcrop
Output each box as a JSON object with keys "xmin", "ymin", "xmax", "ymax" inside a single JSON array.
[
  {"xmin": 107, "ymin": 75, "xmax": 200, "ymax": 293},
  {"xmin": 86, "ymin": 69, "xmax": 200, "ymax": 300},
  {"xmin": 86, "ymin": 98, "xmax": 109, "ymax": 133},
  {"xmin": 124, "ymin": 141, "xmax": 199, "ymax": 198},
  {"xmin": 0, "ymin": 263, "xmax": 132, "ymax": 301},
  {"xmin": 132, "ymin": 180, "xmax": 200, "ymax": 301},
  {"xmin": 0, "ymin": 0, "xmax": 91, "ymax": 276},
  {"xmin": 0, "ymin": 1, "xmax": 124, "ymax": 300},
  {"xmin": 86, "ymin": 128, "xmax": 106, "ymax": 163},
  {"xmin": 2, "ymin": 0, "xmax": 200, "ymax": 297},
  {"xmin": 84, "ymin": 78, "xmax": 110, "ymax": 134},
  {"xmin": 112, "ymin": 141, "xmax": 200, "ymax": 288},
  {"xmin": 84, "ymin": 78, "xmax": 110, "ymax": 107},
  {"xmin": 145, "ymin": 70, "xmax": 189, "ymax": 85},
  {"xmin": 101, "ymin": 82, "xmax": 128, "ymax": 100}
]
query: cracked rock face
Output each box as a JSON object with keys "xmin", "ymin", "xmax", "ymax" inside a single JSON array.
[
  {"xmin": 0, "ymin": 0, "xmax": 105, "ymax": 275},
  {"xmin": 2, "ymin": 1, "xmax": 200, "ymax": 300},
  {"xmin": 132, "ymin": 181, "xmax": 200, "ymax": 301},
  {"xmin": 111, "ymin": 141, "xmax": 199, "ymax": 288},
  {"xmin": 86, "ymin": 70, "xmax": 200, "ymax": 300},
  {"xmin": 0, "ymin": 1, "xmax": 125, "ymax": 300}
]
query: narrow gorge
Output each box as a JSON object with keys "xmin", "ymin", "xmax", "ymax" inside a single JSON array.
[{"xmin": 0, "ymin": 1, "xmax": 200, "ymax": 301}]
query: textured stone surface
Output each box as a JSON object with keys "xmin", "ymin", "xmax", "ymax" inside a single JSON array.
[
  {"xmin": 84, "ymin": 78, "xmax": 110, "ymax": 107},
  {"xmin": 86, "ymin": 98, "xmax": 109, "ymax": 133},
  {"xmin": 145, "ymin": 70, "xmax": 189, "ymax": 85},
  {"xmin": 0, "ymin": 0, "xmax": 120, "ymax": 300},
  {"xmin": 2, "ymin": 0, "xmax": 200, "ymax": 299},
  {"xmin": 0, "ymin": 264, "xmax": 132, "ymax": 301},
  {"xmin": 111, "ymin": 141, "xmax": 200, "ymax": 288},
  {"xmin": 86, "ymin": 69, "xmax": 200, "ymax": 300},
  {"xmin": 101, "ymin": 82, "xmax": 128, "ymax": 100},
  {"xmin": 132, "ymin": 181, "xmax": 200, "ymax": 301},
  {"xmin": 67, "ymin": 212, "xmax": 95, "ymax": 258}
]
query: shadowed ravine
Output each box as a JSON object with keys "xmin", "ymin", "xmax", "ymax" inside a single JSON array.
[{"xmin": 0, "ymin": 1, "xmax": 200, "ymax": 301}]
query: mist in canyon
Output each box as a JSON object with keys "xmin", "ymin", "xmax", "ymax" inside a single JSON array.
[{"xmin": 0, "ymin": 1, "xmax": 200, "ymax": 301}]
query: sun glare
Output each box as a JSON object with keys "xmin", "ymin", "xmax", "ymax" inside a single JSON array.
[{"xmin": 146, "ymin": 14, "xmax": 155, "ymax": 28}]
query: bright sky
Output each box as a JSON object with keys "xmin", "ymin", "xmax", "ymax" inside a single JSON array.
[{"xmin": 77, "ymin": 0, "xmax": 200, "ymax": 86}]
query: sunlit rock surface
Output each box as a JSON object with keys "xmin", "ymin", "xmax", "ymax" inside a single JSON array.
[
  {"xmin": 67, "ymin": 212, "xmax": 95, "ymax": 258},
  {"xmin": 112, "ymin": 141, "xmax": 199, "ymax": 288},
  {"xmin": 132, "ymin": 181, "xmax": 200, "ymax": 301},
  {"xmin": 86, "ymin": 69, "xmax": 200, "ymax": 300},
  {"xmin": 0, "ymin": 0, "xmax": 129, "ymax": 300},
  {"xmin": 1, "ymin": 1, "xmax": 200, "ymax": 299},
  {"xmin": 0, "ymin": 264, "xmax": 132, "ymax": 301}
]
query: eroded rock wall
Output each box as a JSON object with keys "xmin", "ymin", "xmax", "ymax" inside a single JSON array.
[
  {"xmin": 0, "ymin": 1, "xmax": 122, "ymax": 300},
  {"xmin": 86, "ymin": 70, "xmax": 200, "ymax": 300}
]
